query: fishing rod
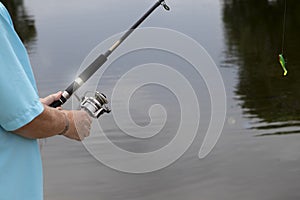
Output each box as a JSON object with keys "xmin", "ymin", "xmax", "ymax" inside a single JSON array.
[{"xmin": 50, "ymin": 0, "xmax": 170, "ymax": 117}]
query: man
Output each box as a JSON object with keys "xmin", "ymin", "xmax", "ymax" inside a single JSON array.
[{"xmin": 0, "ymin": 2, "xmax": 92, "ymax": 200}]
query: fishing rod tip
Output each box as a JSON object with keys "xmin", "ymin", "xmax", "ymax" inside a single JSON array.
[
  {"xmin": 160, "ymin": 0, "xmax": 171, "ymax": 11},
  {"xmin": 164, "ymin": 5, "xmax": 170, "ymax": 11}
]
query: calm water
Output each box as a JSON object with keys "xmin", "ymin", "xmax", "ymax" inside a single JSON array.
[{"xmin": 3, "ymin": 0, "xmax": 300, "ymax": 199}]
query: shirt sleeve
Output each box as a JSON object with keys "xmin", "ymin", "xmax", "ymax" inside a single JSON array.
[
  {"xmin": 0, "ymin": 3, "xmax": 13, "ymax": 26},
  {"xmin": 0, "ymin": 18, "xmax": 44, "ymax": 131}
]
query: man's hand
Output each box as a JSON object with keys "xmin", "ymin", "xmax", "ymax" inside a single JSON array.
[
  {"xmin": 40, "ymin": 91, "xmax": 62, "ymax": 107},
  {"xmin": 40, "ymin": 91, "xmax": 92, "ymax": 141},
  {"xmin": 61, "ymin": 110, "xmax": 92, "ymax": 141},
  {"xmin": 14, "ymin": 92, "xmax": 92, "ymax": 141}
]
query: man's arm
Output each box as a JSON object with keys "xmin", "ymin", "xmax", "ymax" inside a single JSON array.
[
  {"xmin": 0, "ymin": 7, "xmax": 92, "ymax": 140},
  {"xmin": 13, "ymin": 93, "xmax": 92, "ymax": 141},
  {"xmin": 14, "ymin": 106, "xmax": 66, "ymax": 139}
]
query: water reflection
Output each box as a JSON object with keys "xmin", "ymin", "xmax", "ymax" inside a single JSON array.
[
  {"xmin": 222, "ymin": 0, "xmax": 300, "ymax": 135},
  {"xmin": 1, "ymin": 0, "xmax": 36, "ymax": 51}
]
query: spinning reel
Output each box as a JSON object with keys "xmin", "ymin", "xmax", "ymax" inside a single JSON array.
[{"xmin": 80, "ymin": 91, "xmax": 111, "ymax": 118}]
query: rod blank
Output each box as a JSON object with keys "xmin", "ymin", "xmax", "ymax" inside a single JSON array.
[{"xmin": 50, "ymin": 0, "xmax": 169, "ymax": 108}]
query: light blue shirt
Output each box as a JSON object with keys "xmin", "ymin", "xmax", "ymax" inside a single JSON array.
[{"xmin": 0, "ymin": 3, "xmax": 44, "ymax": 200}]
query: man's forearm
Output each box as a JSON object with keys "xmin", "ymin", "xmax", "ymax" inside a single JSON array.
[{"xmin": 13, "ymin": 105, "xmax": 67, "ymax": 139}]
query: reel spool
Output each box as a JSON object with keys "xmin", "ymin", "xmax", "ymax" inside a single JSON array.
[{"xmin": 80, "ymin": 92, "xmax": 111, "ymax": 118}]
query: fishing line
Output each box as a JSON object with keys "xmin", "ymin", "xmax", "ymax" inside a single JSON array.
[
  {"xmin": 278, "ymin": 0, "xmax": 288, "ymax": 76},
  {"xmin": 281, "ymin": 0, "xmax": 287, "ymax": 54}
]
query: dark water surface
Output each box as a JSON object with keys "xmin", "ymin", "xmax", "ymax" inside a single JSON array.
[{"xmin": 4, "ymin": 0, "xmax": 300, "ymax": 199}]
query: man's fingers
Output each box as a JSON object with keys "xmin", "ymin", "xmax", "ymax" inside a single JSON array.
[
  {"xmin": 56, "ymin": 107, "xmax": 63, "ymax": 110},
  {"xmin": 83, "ymin": 111, "xmax": 92, "ymax": 124},
  {"xmin": 53, "ymin": 91, "xmax": 62, "ymax": 101},
  {"xmin": 40, "ymin": 91, "xmax": 62, "ymax": 106},
  {"xmin": 84, "ymin": 122, "xmax": 91, "ymax": 137},
  {"xmin": 62, "ymin": 110, "xmax": 92, "ymax": 142}
]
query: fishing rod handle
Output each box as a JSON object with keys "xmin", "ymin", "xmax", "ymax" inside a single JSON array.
[
  {"xmin": 49, "ymin": 92, "xmax": 68, "ymax": 108},
  {"xmin": 49, "ymin": 101, "xmax": 62, "ymax": 108},
  {"xmin": 49, "ymin": 54, "xmax": 108, "ymax": 108}
]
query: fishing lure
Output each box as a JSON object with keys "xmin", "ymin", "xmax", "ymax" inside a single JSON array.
[{"xmin": 278, "ymin": 54, "xmax": 288, "ymax": 76}]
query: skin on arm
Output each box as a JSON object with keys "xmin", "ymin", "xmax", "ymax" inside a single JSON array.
[{"xmin": 13, "ymin": 92, "xmax": 92, "ymax": 141}]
